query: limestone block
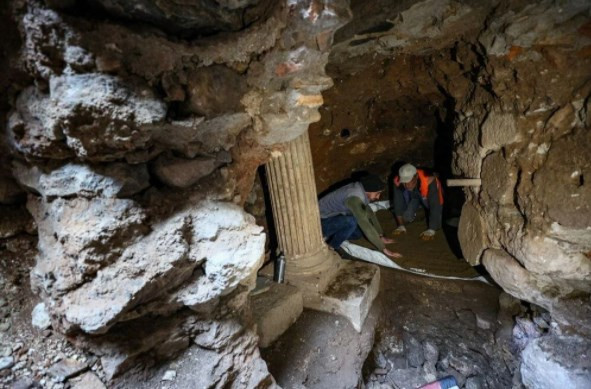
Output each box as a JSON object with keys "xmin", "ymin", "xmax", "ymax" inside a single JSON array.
[
  {"xmin": 516, "ymin": 234, "xmax": 591, "ymax": 281},
  {"xmin": 70, "ymin": 372, "xmax": 106, "ymax": 389},
  {"xmin": 31, "ymin": 302, "xmax": 51, "ymax": 330},
  {"xmin": 13, "ymin": 161, "xmax": 150, "ymax": 199},
  {"xmin": 482, "ymin": 249, "xmax": 537, "ymax": 304},
  {"xmin": 153, "ymin": 113, "xmax": 251, "ymax": 158},
  {"xmin": 28, "ymin": 197, "xmax": 148, "ymax": 294},
  {"xmin": 153, "ymin": 152, "xmax": 230, "ymax": 188},
  {"xmin": 251, "ymin": 280, "xmax": 303, "ymax": 348},
  {"xmin": 480, "ymin": 112, "xmax": 519, "ymax": 151},
  {"xmin": 57, "ymin": 201, "xmax": 265, "ymax": 335},
  {"xmin": 185, "ymin": 65, "xmax": 247, "ymax": 117},
  {"xmin": 61, "ymin": 215, "xmax": 194, "ymax": 334},
  {"xmin": 481, "ymin": 152, "xmax": 516, "ymax": 204},
  {"xmin": 532, "ymin": 128, "xmax": 590, "ymax": 229},
  {"xmin": 458, "ymin": 202, "xmax": 487, "ymax": 265},
  {"xmin": 305, "ymin": 261, "xmax": 380, "ymax": 332},
  {"xmin": 8, "ymin": 74, "xmax": 167, "ymax": 161},
  {"xmin": 7, "ymin": 88, "xmax": 73, "ymax": 160},
  {"xmin": 521, "ymin": 336, "xmax": 591, "ymax": 389}
]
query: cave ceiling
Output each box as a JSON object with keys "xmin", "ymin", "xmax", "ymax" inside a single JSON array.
[{"xmin": 49, "ymin": 0, "xmax": 277, "ymax": 37}]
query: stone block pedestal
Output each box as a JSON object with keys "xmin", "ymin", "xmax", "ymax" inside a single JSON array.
[
  {"xmin": 259, "ymin": 260, "xmax": 380, "ymax": 332},
  {"xmin": 305, "ymin": 261, "xmax": 380, "ymax": 332},
  {"xmin": 251, "ymin": 278, "xmax": 303, "ymax": 348}
]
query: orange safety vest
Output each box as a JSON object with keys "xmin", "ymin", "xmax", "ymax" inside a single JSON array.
[{"xmin": 395, "ymin": 169, "xmax": 444, "ymax": 205}]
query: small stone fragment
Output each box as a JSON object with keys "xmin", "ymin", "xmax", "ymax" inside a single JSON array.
[
  {"xmin": 0, "ymin": 356, "xmax": 15, "ymax": 370},
  {"xmin": 0, "ymin": 321, "xmax": 11, "ymax": 332},
  {"xmin": 48, "ymin": 358, "xmax": 88, "ymax": 382},
  {"xmin": 404, "ymin": 334, "xmax": 424, "ymax": 368},
  {"xmin": 162, "ymin": 369, "xmax": 177, "ymax": 381},
  {"xmin": 423, "ymin": 340, "xmax": 439, "ymax": 364},
  {"xmin": 465, "ymin": 376, "xmax": 483, "ymax": 389},
  {"xmin": 153, "ymin": 154, "xmax": 226, "ymax": 188},
  {"xmin": 70, "ymin": 372, "xmax": 106, "ymax": 389},
  {"xmin": 32, "ymin": 303, "xmax": 51, "ymax": 330}
]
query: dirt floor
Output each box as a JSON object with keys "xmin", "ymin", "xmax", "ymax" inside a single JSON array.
[
  {"xmin": 0, "ymin": 235, "xmax": 101, "ymax": 389},
  {"xmin": 261, "ymin": 266, "xmax": 511, "ymax": 389},
  {"xmin": 351, "ymin": 210, "xmax": 481, "ymax": 279},
  {"xmin": 261, "ymin": 302, "xmax": 379, "ymax": 389},
  {"xmin": 261, "ymin": 214, "xmax": 514, "ymax": 389}
]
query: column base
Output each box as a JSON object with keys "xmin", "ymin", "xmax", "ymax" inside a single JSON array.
[
  {"xmin": 259, "ymin": 255, "xmax": 380, "ymax": 333},
  {"xmin": 283, "ymin": 247, "xmax": 341, "ymax": 293},
  {"xmin": 304, "ymin": 261, "xmax": 380, "ymax": 332}
]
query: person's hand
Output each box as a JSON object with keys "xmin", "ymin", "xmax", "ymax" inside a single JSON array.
[
  {"xmin": 419, "ymin": 229, "xmax": 436, "ymax": 241},
  {"xmin": 381, "ymin": 235, "xmax": 395, "ymax": 244},
  {"xmin": 393, "ymin": 225, "xmax": 407, "ymax": 235},
  {"xmin": 383, "ymin": 248, "xmax": 402, "ymax": 258}
]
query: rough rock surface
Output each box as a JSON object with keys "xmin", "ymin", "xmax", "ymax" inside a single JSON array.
[
  {"xmin": 2, "ymin": 0, "xmax": 591, "ymax": 387},
  {"xmin": 312, "ymin": 0, "xmax": 591, "ymax": 339},
  {"xmin": 521, "ymin": 336, "xmax": 591, "ymax": 389},
  {"xmin": 8, "ymin": 74, "xmax": 168, "ymax": 161},
  {"xmin": 307, "ymin": 1, "xmax": 591, "ymax": 385},
  {"xmin": 1, "ymin": 0, "xmax": 351, "ymax": 387},
  {"xmin": 81, "ymin": 0, "xmax": 276, "ymax": 37},
  {"xmin": 31, "ymin": 302, "xmax": 51, "ymax": 330},
  {"xmin": 14, "ymin": 161, "xmax": 150, "ymax": 198}
]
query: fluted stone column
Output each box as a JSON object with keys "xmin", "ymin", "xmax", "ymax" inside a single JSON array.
[{"xmin": 266, "ymin": 132, "xmax": 339, "ymax": 292}]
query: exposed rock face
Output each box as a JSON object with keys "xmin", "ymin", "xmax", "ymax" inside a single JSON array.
[
  {"xmin": 8, "ymin": 74, "xmax": 168, "ymax": 161},
  {"xmin": 2, "ymin": 0, "xmax": 590, "ymax": 387},
  {"xmin": 13, "ymin": 161, "xmax": 150, "ymax": 198},
  {"xmin": 309, "ymin": 1, "xmax": 590, "ymax": 386},
  {"xmin": 83, "ymin": 0, "xmax": 276, "ymax": 37},
  {"xmin": 1, "ymin": 0, "xmax": 350, "ymax": 385},
  {"xmin": 310, "ymin": 0, "xmax": 591, "ymax": 338},
  {"xmin": 521, "ymin": 335, "xmax": 591, "ymax": 389}
]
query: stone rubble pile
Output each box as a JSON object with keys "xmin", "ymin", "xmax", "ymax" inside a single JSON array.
[{"xmin": 1, "ymin": 0, "xmax": 351, "ymax": 386}]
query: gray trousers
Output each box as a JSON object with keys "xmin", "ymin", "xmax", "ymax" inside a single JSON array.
[{"xmin": 393, "ymin": 180, "xmax": 442, "ymax": 230}]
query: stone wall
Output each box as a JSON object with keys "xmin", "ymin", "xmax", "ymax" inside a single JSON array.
[
  {"xmin": 311, "ymin": 0, "xmax": 591, "ymax": 339},
  {"xmin": 1, "ymin": 0, "xmax": 350, "ymax": 385},
  {"xmin": 311, "ymin": 2, "xmax": 591, "ymax": 385}
]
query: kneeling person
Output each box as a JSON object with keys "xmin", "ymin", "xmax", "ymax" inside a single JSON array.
[
  {"xmin": 319, "ymin": 175, "xmax": 401, "ymax": 258},
  {"xmin": 392, "ymin": 163, "xmax": 444, "ymax": 240}
]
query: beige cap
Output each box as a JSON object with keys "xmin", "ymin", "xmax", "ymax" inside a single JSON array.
[{"xmin": 399, "ymin": 163, "xmax": 417, "ymax": 183}]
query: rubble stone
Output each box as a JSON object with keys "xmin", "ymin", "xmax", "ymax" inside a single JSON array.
[
  {"xmin": 521, "ymin": 336, "xmax": 591, "ymax": 389},
  {"xmin": 458, "ymin": 203, "xmax": 487, "ymax": 265},
  {"xmin": 31, "ymin": 303, "xmax": 51, "ymax": 330},
  {"xmin": 8, "ymin": 74, "xmax": 167, "ymax": 161},
  {"xmin": 14, "ymin": 161, "xmax": 150, "ymax": 199},
  {"xmin": 69, "ymin": 372, "xmax": 106, "ymax": 389},
  {"xmin": 48, "ymin": 358, "xmax": 87, "ymax": 382},
  {"xmin": 0, "ymin": 356, "xmax": 14, "ymax": 370},
  {"xmin": 480, "ymin": 112, "xmax": 520, "ymax": 151},
  {"xmin": 152, "ymin": 153, "xmax": 230, "ymax": 188}
]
